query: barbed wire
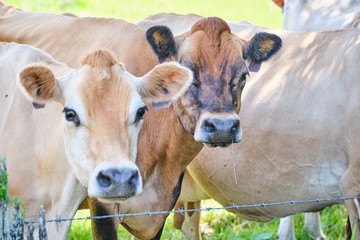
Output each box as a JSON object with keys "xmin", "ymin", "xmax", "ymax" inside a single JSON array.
[{"xmin": 24, "ymin": 196, "xmax": 360, "ymax": 225}]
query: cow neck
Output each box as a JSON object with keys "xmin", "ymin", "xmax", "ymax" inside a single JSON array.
[
  {"xmin": 138, "ymin": 103, "xmax": 203, "ymax": 175},
  {"xmin": 118, "ymin": 104, "xmax": 204, "ymax": 238}
]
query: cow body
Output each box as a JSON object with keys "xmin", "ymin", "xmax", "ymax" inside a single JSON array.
[
  {"xmin": 137, "ymin": 13, "xmax": 203, "ymax": 36},
  {"xmin": 0, "ymin": 42, "xmax": 192, "ymax": 239},
  {"xmin": 0, "ymin": 5, "xmax": 282, "ymax": 239},
  {"xmin": 0, "ymin": 7, "xmax": 158, "ymax": 74},
  {"xmin": 178, "ymin": 27, "xmax": 360, "ymax": 239},
  {"xmin": 273, "ymin": 0, "xmax": 360, "ymax": 31},
  {"xmin": 140, "ymin": 13, "xmax": 356, "ymax": 239},
  {"xmin": 0, "ymin": 43, "xmax": 77, "ymax": 239}
]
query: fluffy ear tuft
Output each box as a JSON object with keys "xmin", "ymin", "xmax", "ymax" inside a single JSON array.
[
  {"xmin": 146, "ymin": 26, "xmax": 177, "ymax": 63},
  {"xmin": 18, "ymin": 64, "xmax": 60, "ymax": 106},
  {"xmin": 139, "ymin": 62, "xmax": 192, "ymax": 106},
  {"xmin": 243, "ymin": 32, "xmax": 282, "ymax": 69}
]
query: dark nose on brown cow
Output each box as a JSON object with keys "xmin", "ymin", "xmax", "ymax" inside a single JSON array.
[
  {"xmin": 197, "ymin": 117, "xmax": 242, "ymax": 147},
  {"xmin": 97, "ymin": 168, "xmax": 139, "ymax": 197}
]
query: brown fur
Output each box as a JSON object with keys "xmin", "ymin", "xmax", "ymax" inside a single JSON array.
[
  {"xmin": 191, "ymin": 17, "xmax": 231, "ymax": 44},
  {"xmin": 261, "ymin": 39, "xmax": 275, "ymax": 52},
  {"xmin": 153, "ymin": 31, "xmax": 164, "ymax": 45},
  {"xmin": 140, "ymin": 62, "xmax": 192, "ymax": 102},
  {"xmin": 79, "ymin": 58, "xmax": 133, "ymax": 156},
  {"xmin": 19, "ymin": 64, "xmax": 59, "ymax": 102},
  {"xmin": 173, "ymin": 202, "xmax": 185, "ymax": 229},
  {"xmin": 187, "ymin": 201, "xmax": 195, "ymax": 217},
  {"xmin": 272, "ymin": 0, "xmax": 284, "ymax": 8},
  {"xmin": 171, "ymin": 18, "xmax": 245, "ymax": 135},
  {"xmin": 81, "ymin": 49, "xmax": 117, "ymax": 69}
]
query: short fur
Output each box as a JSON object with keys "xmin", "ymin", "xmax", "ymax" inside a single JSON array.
[
  {"xmin": 190, "ymin": 17, "xmax": 231, "ymax": 44},
  {"xmin": 146, "ymin": 26, "xmax": 177, "ymax": 62},
  {"xmin": 81, "ymin": 49, "xmax": 117, "ymax": 69},
  {"xmin": 18, "ymin": 64, "xmax": 59, "ymax": 104},
  {"xmin": 139, "ymin": 62, "xmax": 192, "ymax": 103},
  {"xmin": 243, "ymin": 32, "xmax": 282, "ymax": 64},
  {"xmin": 272, "ymin": 0, "xmax": 284, "ymax": 8},
  {"xmin": 173, "ymin": 201, "xmax": 185, "ymax": 229}
]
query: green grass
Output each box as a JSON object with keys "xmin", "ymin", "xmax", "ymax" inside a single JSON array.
[
  {"xmin": 3, "ymin": 1, "xmax": 346, "ymax": 239},
  {"xmin": 5, "ymin": 0, "xmax": 283, "ymax": 28}
]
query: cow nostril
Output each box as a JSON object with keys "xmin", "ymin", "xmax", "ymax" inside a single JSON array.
[
  {"xmin": 97, "ymin": 171, "xmax": 112, "ymax": 188},
  {"xmin": 231, "ymin": 120, "xmax": 240, "ymax": 134},
  {"xmin": 129, "ymin": 170, "xmax": 139, "ymax": 185},
  {"xmin": 204, "ymin": 119, "xmax": 216, "ymax": 133}
]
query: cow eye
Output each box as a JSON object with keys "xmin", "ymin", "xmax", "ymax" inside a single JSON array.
[
  {"xmin": 63, "ymin": 107, "xmax": 80, "ymax": 126},
  {"xmin": 240, "ymin": 72, "xmax": 249, "ymax": 83},
  {"xmin": 135, "ymin": 106, "xmax": 148, "ymax": 123},
  {"xmin": 192, "ymin": 81, "xmax": 200, "ymax": 88}
]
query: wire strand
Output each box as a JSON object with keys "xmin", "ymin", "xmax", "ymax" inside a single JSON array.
[{"xmin": 23, "ymin": 196, "xmax": 357, "ymax": 225}]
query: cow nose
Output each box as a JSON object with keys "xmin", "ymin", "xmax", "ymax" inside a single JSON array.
[
  {"xmin": 97, "ymin": 168, "xmax": 139, "ymax": 192},
  {"xmin": 203, "ymin": 119, "xmax": 240, "ymax": 134},
  {"xmin": 195, "ymin": 114, "xmax": 242, "ymax": 147}
]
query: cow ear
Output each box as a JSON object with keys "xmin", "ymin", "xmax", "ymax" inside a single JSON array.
[
  {"xmin": 146, "ymin": 26, "xmax": 177, "ymax": 63},
  {"xmin": 243, "ymin": 32, "xmax": 282, "ymax": 72},
  {"xmin": 272, "ymin": 0, "xmax": 284, "ymax": 9},
  {"xmin": 138, "ymin": 62, "xmax": 192, "ymax": 109},
  {"xmin": 18, "ymin": 64, "xmax": 61, "ymax": 108}
]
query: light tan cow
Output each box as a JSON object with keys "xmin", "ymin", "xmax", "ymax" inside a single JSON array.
[
  {"xmin": 274, "ymin": 1, "xmax": 360, "ymax": 237},
  {"xmin": 0, "ymin": 5, "xmax": 282, "ymax": 239},
  {"xmin": 272, "ymin": 0, "xmax": 360, "ymax": 31},
  {"xmin": 136, "ymin": 12, "xmax": 255, "ymax": 37},
  {"xmin": 0, "ymin": 42, "xmax": 192, "ymax": 239},
  {"xmin": 137, "ymin": 13, "xmax": 203, "ymax": 36},
  {"xmin": 174, "ymin": 25, "xmax": 360, "ymax": 240}
]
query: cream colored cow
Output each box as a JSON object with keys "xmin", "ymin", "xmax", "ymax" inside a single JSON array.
[
  {"xmin": 273, "ymin": 0, "xmax": 360, "ymax": 31},
  {"xmin": 0, "ymin": 42, "xmax": 192, "ymax": 239},
  {"xmin": 274, "ymin": 0, "xmax": 360, "ymax": 237}
]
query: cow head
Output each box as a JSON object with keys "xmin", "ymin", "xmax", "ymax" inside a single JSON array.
[
  {"xmin": 146, "ymin": 17, "xmax": 281, "ymax": 147},
  {"xmin": 17, "ymin": 49, "xmax": 192, "ymax": 202}
]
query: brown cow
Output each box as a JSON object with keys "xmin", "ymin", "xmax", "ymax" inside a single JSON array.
[
  {"xmin": 0, "ymin": 5, "xmax": 282, "ymax": 239},
  {"xmin": 137, "ymin": 13, "xmax": 337, "ymax": 240},
  {"xmin": 0, "ymin": 42, "xmax": 192, "ymax": 238}
]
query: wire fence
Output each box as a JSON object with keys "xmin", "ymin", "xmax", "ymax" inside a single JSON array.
[
  {"xmin": 23, "ymin": 196, "xmax": 358, "ymax": 225},
  {"xmin": 1, "ymin": 155, "xmax": 357, "ymax": 239}
]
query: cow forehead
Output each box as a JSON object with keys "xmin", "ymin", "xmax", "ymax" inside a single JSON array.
[
  {"xmin": 79, "ymin": 65, "xmax": 134, "ymax": 124},
  {"xmin": 180, "ymin": 28, "xmax": 245, "ymax": 76}
]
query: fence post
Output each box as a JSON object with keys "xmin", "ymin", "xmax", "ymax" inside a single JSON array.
[
  {"xmin": 3, "ymin": 201, "xmax": 10, "ymax": 240},
  {"xmin": 38, "ymin": 205, "xmax": 47, "ymax": 240},
  {"xmin": 0, "ymin": 199, "xmax": 2, "ymax": 238},
  {"xmin": 0, "ymin": 158, "xmax": 3, "ymax": 238},
  {"xmin": 11, "ymin": 202, "xmax": 24, "ymax": 240},
  {"xmin": 26, "ymin": 225, "xmax": 34, "ymax": 240},
  {"xmin": 1, "ymin": 158, "xmax": 11, "ymax": 240}
]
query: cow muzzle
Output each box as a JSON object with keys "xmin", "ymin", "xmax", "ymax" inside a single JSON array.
[
  {"xmin": 194, "ymin": 113, "xmax": 242, "ymax": 147},
  {"xmin": 88, "ymin": 163, "xmax": 142, "ymax": 202}
]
